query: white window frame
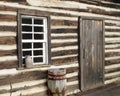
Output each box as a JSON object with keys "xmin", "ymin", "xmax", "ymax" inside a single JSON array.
[{"xmin": 21, "ymin": 15, "xmax": 48, "ymax": 65}]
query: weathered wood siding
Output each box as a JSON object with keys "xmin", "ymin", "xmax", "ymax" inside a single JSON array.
[{"xmin": 0, "ymin": 0, "xmax": 119, "ymax": 96}]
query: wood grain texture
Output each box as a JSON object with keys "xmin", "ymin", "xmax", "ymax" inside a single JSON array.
[
  {"xmin": 0, "ymin": 37, "xmax": 16, "ymax": 45},
  {"xmin": 0, "ymin": 60, "xmax": 17, "ymax": 69}
]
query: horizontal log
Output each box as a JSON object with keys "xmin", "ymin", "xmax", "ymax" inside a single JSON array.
[
  {"xmin": 67, "ymin": 80, "xmax": 78, "ymax": 86},
  {"xmin": 26, "ymin": 0, "xmax": 120, "ymax": 12},
  {"xmin": 51, "ymin": 33, "xmax": 77, "ymax": 39},
  {"xmin": 0, "ymin": 6, "xmax": 17, "ymax": 12},
  {"xmin": 67, "ymin": 72, "xmax": 78, "ymax": 78},
  {"xmin": 105, "ymin": 59, "xmax": 120, "ymax": 66},
  {"xmin": 105, "ymin": 66, "xmax": 120, "ymax": 73},
  {"xmin": 105, "ymin": 63, "xmax": 120, "ymax": 71},
  {"xmin": 0, "ymin": 26, "xmax": 16, "ymax": 32},
  {"xmin": 105, "ymin": 26, "xmax": 120, "ymax": 29},
  {"xmin": 0, "ymin": 32, "xmax": 16, "ymax": 37},
  {"xmin": 0, "ymin": 15, "xmax": 16, "ymax": 21},
  {"xmin": 105, "ymin": 32, "xmax": 120, "ymax": 37},
  {"xmin": 79, "ymin": 0, "xmax": 120, "ymax": 9},
  {"xmin": 0, "ymin": 1, "xmax": 120, "ymax": 20},
  {"xmin": 51, "ymin": 20, "xmax": 78, "ymax": 26},
  {"xmin": 105, "ymin": 49, "xmax": 120, "ymax": 53},
  {"xmin": 52, "ymin": 46, "xmax": 78, "ymax": 52},
  {"xmin": 105, "ymin": 20, "xmax": 120, "ymax": 25},
  {"xmin": 105, "ymin": 56, "xmax": 120, "ymax": 61},
  {"xmin": 52, "ymin": 54, "xmax": 78, "ymax": 60},
  {"xmin": 9, "ymin": 86, "xmax": 47, "ymax": 96},
  {"xmin": 0, "ymin": 45, "xmax": 16, "ymax": 50},
  {"xmin": 0, "ymin": 37, "xmax": 16, "ymax": 45},
  {"xmin": 105, "ymin": 52, "xmax": 120, "ymax": 57},
  {"xmin": 105, "ymin": 23, "xmax": 120, "ymax": 27},
  {"xmin": 52, "ymin": 56, "xmax": 78, "ymax": 65},
  {"xmin": 0, "ymin": 50, "xmax": 16, "ymax": 57},
  {"xmin": 51, "ymin": 29, "xmax": 77, "ymax": 34},
  {"xmin": 0, "ymin": 22, "xmax": 16, "ymax": 26},
  {"xmin": 105, "ymin": 37, "xmax": 120, "ymax": 41},
  {"xmin": 105, "ymin": 38, "xmax": 120, "ymax": 44},
  {"xmin": 105, "ymin": 71, "xmax": 120, "ymax": 80},
  {"xmin": 52, "ymin": 35, "xmax": 77, "ymax": 39},
  {"xmin": 0, "ymin": 60, "xmax": 17, "ymax": 69},
  {"xmin": 105, "ymin": 29, "xmax": 120, "ymax": 32},
  {"xmin": 0, "ymin": 79, "xmax": 46, "ymax": 94},
  {"xmin": 51, "ymin": 39, "xmax": 77, "ymax": 44},
  {"xmin": 52, "ymin": 49, "xmax": 78, "ymax": 57},
  {"xmin": 51, "ymin": 25, "xmax": 77, "ymax": 29},
  {"xmin": 1, "ymin": 0, "xmax": 26, "ymax": 3},
  {"xmin": 105, "ymin": 44, "xmax": 120, "ymax": 49},
  {"xmin": 51, "ymin": 33, "xmax": 77, "ymax": 37},
  {"xmin": 0, "ymin": 56, "xmax": 17, "ymax": 62},
  {"xmin": 51, "ymin": 42, "xmax": 78, "ymax": 48},
  {"xmin": 67, "ymin": 66, "xmax": 79, "ymax": 73},
  {"xmin": 0, "ymin": 71, "xmax": 47, "ymax": 86},
  {"xmin": 87, "ymin": 7, "xmax": 120, "ymax": 17},
  {"xmin": 105, "ymin": 77, "xmax": 120, "ymax": 84},
  {"xmin": 0, "ymin": 11, "xmax": 16, "ymax": 15},
  {"xmin": 105, "ymin": 22, "xmax": 118, "ymax": 26},
  {"xmin": 51, "ymin": 15, "xmax": 78, "ymax": 21}
]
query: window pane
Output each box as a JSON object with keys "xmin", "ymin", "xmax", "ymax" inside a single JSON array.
[
  {"xmin": 22, "ymin": 43, "xmax": 32, "ymax": 49},
  {"xmin": 22, "ymin": 34, "xmax": 32, "ymax": 39},
  {"xmin": 34, "ymin": 34, "xmax": 43, "ymax": 40},
  {"xmin": 34, "ymin": 43, "xmax": 43, "ymax": 48},
  {"xmin": 34, "ymin": 27, "xmax": 43, "ymax": 32},
  {"xmin": 22, "ymin": 26, "xmax": 32, "ymax": 32},
  {"xmin": 34, "ymin": 19, "xmax": 43, "ymax": 25},
  {"xmin": 34, "ymin": 57, "xmax": 43, "ymax": 62},
  {"xmin": 34, "ymin": 50, "xmax": 43, "ymax": 55},
  {"xmin": 23, "ymin": 51, "xmax": 32, "ymax": 56},
  {"xmin": 22, "ymin": 18, "xmax": 32, "ymax": 24}
]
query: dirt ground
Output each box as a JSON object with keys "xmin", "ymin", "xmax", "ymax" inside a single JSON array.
[{"xmin": 72, "ymin": 83, "xmax": 120, "ymax": 96}]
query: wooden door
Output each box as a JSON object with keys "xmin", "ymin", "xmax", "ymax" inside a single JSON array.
[{"xmin": 78, "ymin": 17, "xmax": 105, "ymax": 91}]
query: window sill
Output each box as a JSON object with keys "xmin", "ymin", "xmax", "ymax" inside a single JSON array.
[{"xmin": 17, "ymin": 64, "xmax": 51, "ymax": 71}]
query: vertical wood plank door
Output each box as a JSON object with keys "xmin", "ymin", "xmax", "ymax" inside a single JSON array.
[{"xmin": 78, "ymin": 17, "xmax": 105, "ymax": 91}]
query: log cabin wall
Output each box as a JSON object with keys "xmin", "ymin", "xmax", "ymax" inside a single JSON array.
[{"xmin": 0, "ymin": 0, "xmax": 119, "ymax": 96}]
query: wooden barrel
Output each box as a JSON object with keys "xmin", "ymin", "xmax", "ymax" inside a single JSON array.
[{"xmin": 48, "ymin": 68, "xmax": 66, "ymax": 96}]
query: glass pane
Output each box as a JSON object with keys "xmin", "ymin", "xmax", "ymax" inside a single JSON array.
[
  {"xmin": 22, "ymin": 18, "xmax": 32, "ymax": 24},
  {"xmin": 22, "ymin": 26, "xmax": 32, "ymax": 32},
  {"xmin": 34, "ymin": 34, "xmax": 43, "ymax": 40},
  {"xmin": 22, "ymin": 34, "xmax": 32, "ymax": 39},
  {"xmin": 34, "ymin": 43, "xmax": 43, "ymax": 48},
  {"xmin": 34, "ymin": 50, "xmax": 43, "ymax": 55},
  {"xmin": 34, "ymin": 27, "xmax": 43, "ymax": 32},
  {"xmin": 23, "ymin": 51, "xmax": 32, "ymax": 56},
  {"xmin": 34, "ymin": 57, "xmax": 43, "ymax": 63},
  {"xmin": 34, "ymin": 19, "xmax": 43, "ymax": 25},
  {"xmin": 22, "ymin": 43, "xmax": 32, "ymax": 49}
]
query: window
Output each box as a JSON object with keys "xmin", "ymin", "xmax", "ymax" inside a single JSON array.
[{"xmin": 18, "ymin": 11, "xmax": 51, "ymax": 68}]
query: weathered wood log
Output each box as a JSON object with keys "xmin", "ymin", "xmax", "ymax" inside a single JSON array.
[
  {"xmin": 52, "ymin": 56, "xmax": 78, "ymax": 65},
  {"xmin": 52, "ymin": 50, "xmax": 78, "ymax": 57},
  {"xmin": 0, "ymin": 37, "xmax": 16, "ymax": 45}
]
